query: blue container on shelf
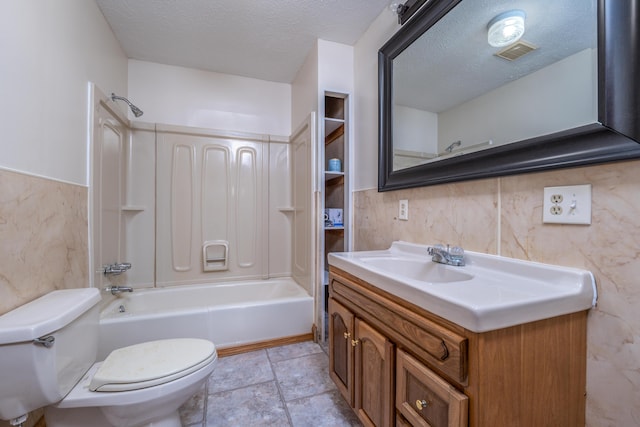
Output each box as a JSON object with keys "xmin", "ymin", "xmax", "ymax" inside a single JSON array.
[{"xmin": 328, "ymin": 158, "xmax": 342, "ymax": 172}]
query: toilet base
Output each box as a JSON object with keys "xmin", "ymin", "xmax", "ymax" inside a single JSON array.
[{"xmin": 45, "ymin": 406, "xmax": 182, "ymax": 427}]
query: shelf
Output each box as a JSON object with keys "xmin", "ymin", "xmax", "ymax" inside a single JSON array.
[
  {"xmin": 325, "ymin": 171, "xmax": 344, "ymax": 178},
  {"xmin": 325, "ymin": 226, "xmax": 345, "ymax": 231},
  {"xmin": 121, "ymin": 205, "xmax": 145, "ymax": 212},
  {"xmin": 325, "ymin": 119, "xmax": 344, "ymax": 145},
  {"xmin": 325, "ymin": 96, "xmax": 345, "ymax": 120},
  {"xmin": 325, "ymin": 172, "xmax": 344, "ymax": 185}
]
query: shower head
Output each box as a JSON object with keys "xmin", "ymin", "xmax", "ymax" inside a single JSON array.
[{"xmin": 111, "ymin": 93, "xmax": 144, "ymax": 118}]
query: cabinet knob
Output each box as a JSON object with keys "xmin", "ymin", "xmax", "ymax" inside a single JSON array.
[
  {"xmin": 415, "ymin": 399, "xmax": 429, "ymax": 411},
  {"xmin": 351, "ymin": 339, "xmax": 359, "ymax": 347},
  {"xmin": 343, "ymin": 331, "xmax": 351, "ymax": 339}
]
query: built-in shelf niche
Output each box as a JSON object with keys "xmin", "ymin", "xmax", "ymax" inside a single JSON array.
[{"xmin": 322, "ymin": 94, "xmax": 348, "ymax": 288}]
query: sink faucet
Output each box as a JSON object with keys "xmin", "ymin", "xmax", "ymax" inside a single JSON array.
[
  {"xmin": 105, "ymin": 286, "xmax": 134, "ymax": 295},
  {"xmin": 428, "ymin": 244, "xmax": 465, "ymax": 266}
]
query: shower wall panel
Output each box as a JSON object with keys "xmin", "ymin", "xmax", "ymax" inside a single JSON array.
[
  {"xmin": 290, "ymin": 115, "xmax": 315, "ymax": 295},
  {"xmin": 123, "ymin": 125, "xmax": 156, "ymax": 288},
  {"xmin": 156, "ymin": 126, "xmax": 269, "ymax": 286}
]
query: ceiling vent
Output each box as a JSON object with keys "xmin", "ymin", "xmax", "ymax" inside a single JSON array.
[{"xmin": 495, "ymin": 40, "xmax": 538, "ymax": 61}]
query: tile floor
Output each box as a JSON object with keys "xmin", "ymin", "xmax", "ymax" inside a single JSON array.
[{"xmin": 179, "ymin": 341, "xmax": 362, "ymax": 426}]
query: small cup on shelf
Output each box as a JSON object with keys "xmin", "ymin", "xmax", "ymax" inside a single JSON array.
[{"xmin": 328, "ymin": 158, "xmax": 342, "ymax": 172}]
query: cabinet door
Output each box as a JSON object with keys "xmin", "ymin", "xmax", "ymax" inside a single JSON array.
[
  {"xmin": 396, "ymin": 349, "xmax": 468, "ymax": 427},
  {"xmin": 354, "ymin": 318, "xmax": 394, "ymax": 427},
  {"xmin": 329, "ymin": 298, "xmax": 354, "ymax": 405}
]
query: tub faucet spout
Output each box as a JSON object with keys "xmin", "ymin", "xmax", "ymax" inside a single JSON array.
[{"xmin": 105, "ymin": 286, "xmax": 134, "ymax": 295}]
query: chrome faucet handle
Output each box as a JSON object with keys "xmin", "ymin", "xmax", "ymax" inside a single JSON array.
[
  {"xmin": 103, "ymin": 262, "xmax": 132, "ymax": 275},
  {"xmin": 449, "ymin": 246, "xmax": 465, "ymax": 266}
]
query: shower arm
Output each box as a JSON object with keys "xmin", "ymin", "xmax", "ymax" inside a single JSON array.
[{"xmin": 110, "ymin": 93, "xmax": 144, "ymax": 117}]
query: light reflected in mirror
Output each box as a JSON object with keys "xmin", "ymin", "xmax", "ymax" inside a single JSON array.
[{"xmin": 391, "ymin": 0, "xmax": 597, "ymax": 171}]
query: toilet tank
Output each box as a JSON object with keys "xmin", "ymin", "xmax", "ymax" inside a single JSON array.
[{"xmin": 0, "ymin": 288, "xmax": 101, "ymax": 421}]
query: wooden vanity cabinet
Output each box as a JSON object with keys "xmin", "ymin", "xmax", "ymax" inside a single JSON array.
[
  {"xmin": 329, "ymin": 298, "xmax": 354, "ymax": 405},
  {"xmin": 354, "ymin": 318, "xmax": 394, "ymax": 427},
  {"xmin": 328, "ymin": 267, "xmax": 588, "ymax": 427},
  {"xmin": 396, "ymin": 349, "xmax": 468, "ymax": 427},
  {"xmin": 329, "ymin": 298, "xmax": 394, "ymax": 426}
]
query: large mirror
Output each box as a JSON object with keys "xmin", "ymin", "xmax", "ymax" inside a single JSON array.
[{"xmin": 379, "ymin": 0, "xmax": 640, "ymax": 191}]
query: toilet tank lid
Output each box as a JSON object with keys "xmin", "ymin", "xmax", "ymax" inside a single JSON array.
[{"xmin": 0, "ymin": 288, "xmax": 101, "ymax": 344}]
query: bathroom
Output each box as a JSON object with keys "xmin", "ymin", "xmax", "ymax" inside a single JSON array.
[{"xmin": 0, "ymin": 1, "xmax": 639, "ymax": 426}]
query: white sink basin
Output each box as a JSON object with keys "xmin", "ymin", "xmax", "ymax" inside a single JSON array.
[
  {"xmin": 328, "ymin": 241, "xmax": 597, "ymax": 332},
  {"xmin": 358, "ymin": 256, "xmax": 474, "ymax": 283}
]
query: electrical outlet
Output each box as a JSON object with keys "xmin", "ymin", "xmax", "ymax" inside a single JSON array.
[
  {"xmin": 398, "ymin": 199, "xmax": 409, "ymax": 221},
  {"xmin": 550, "ymin": 194, "xmax": 563, "ymax": 204},
  {"xmin": 543, "ymin": 185, "xmax": 591, "ymax": 225},
  {"xmin": 550, "ymin": 205, "xmax": 562, "ymax": 215}
]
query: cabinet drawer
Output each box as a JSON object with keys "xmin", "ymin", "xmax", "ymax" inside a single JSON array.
[
  {"xmin": 396, "ymin": 349, "xmax": 468, "ymax": 427},
  {"xmin": 331, "ymin": 274, "xmax": 467, "ymax": 383}
]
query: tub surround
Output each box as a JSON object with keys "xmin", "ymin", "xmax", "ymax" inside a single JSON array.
[
  {"xmin": 353, "ymin": 159, "xmax": 640, "ymax": 426},
  {"xmin": 0, "ymin": 168, "xmax": 88, "ymax": 315}
]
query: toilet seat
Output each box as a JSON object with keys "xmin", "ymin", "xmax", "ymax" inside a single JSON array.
[{"xmin": 90, "ymin": 338, "xmax": 216, "ymax": 392}]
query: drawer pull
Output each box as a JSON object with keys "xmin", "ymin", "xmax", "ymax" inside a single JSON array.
[
  {"xmin": 440, "ymin": 341, "xmax": 450, "ymax": 361},
  {"xmin": 351, "ymin": 339, "xmax": 359, "ymax": 347},
  {"xmin": 415, "ymin": 399, "xmax": 429, "ymax": 410},
  {"xmin": 343, "ymin": 331, "xmax": 351, "ymax": 339}
]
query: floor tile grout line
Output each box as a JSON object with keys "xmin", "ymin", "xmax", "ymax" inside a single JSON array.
[
  {"xmin": 266, "ymin": 349, "xmax": 295, "ymax": 426},
  {"xmin": 193, "ymin": 343, "xmax": 335, "ymax": 426},
  {"xmin": 207, "ymin": 378, "xmax": 278, "ymax": 395},
  {"xmin": 202, "ymin": 377, "xmax": 210, "ymax": 425}
]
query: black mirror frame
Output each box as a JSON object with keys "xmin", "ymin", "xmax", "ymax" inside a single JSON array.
[{"xmin": 378, "ymin": 0, "xmax": 640, "ymax": 191}]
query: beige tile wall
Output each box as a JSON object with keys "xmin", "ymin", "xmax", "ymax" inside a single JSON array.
[
  {"xmin": 354, "ymin": 159, "xmax": 640, "ymax": 426},
  {"xmin": 0, "ymin": 168, "xmax": 89, "ymax": 315}
]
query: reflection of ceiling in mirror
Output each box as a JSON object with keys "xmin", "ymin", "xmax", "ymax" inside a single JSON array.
[{"xmin": 393, "ymin": 0, "xmax": 597, "ymax": 113}]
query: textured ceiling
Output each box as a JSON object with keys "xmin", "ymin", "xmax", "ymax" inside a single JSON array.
[
  {"xmin": 95, "ymin": 0, "xmax": 392, "ymax": 83},
  {"xmin": 393, "ymin": 0, "xmax": 597, "ymax": 112}
]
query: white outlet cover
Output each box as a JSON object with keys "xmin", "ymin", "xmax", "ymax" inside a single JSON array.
[
  {"xmin": 399, "ymin": 199, "xmax": 408, "ymax": 221},
  {"xmin": 543, "ymin": 184, "xmax": 592, "ymax": 225}
]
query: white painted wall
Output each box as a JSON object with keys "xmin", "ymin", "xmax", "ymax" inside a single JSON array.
[
  {"xmin": 0, "ymin": 0, "xmax": 128, "ymax": 186},
  {"xmin": 353, "ymin": 11, "xmax": 399, "ymax": 191},
  {"xmin": 318, "ymin": 40, "xmax": 355, "ymax": 96},
  {"xmin": 438, "ymin": 49, "xmax": 597, "ymax": 152},
  {"xmin": 292, "ymin": 42, "xmax": 319, "ymax": 133},
  {"xmin": 393, "ymin": 105, "xmax": 438, "ymax": 153},
  {"xmin": 128, "ymin": 60, "xmax": 291, "ymax": 137}
]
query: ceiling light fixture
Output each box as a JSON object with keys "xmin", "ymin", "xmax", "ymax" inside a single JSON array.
[
  {"xmin": 389, "ymin": 1, "xmax": 409, "ymax": 23},
  {"xmin": 487, "ymin": 10, "xmax": 526, "ymax": 47}
]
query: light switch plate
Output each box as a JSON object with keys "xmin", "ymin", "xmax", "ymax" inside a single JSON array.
[
  {"xmin": 543, "ymin": 185, "xmax": 592, "ymax": 225},
  {"xmin": 399, "ymin": 199, "xmax": 408, "ymax": 221}
]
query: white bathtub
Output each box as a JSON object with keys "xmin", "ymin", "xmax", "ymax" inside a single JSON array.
[{"xmin": 97, "ymin": 278, "xmax": 314, "ymax": 360}]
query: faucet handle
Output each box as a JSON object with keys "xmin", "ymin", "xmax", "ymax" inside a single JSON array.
[
  {"xmin": 449, "ymin": 246, "xmax": 465, "ymax": 266},
  {"xmin": 449, "ymin": 246, "xmax": 464, "ymax": 257},
  {"xmin": 428, "ymin": 243, "xmax": 445, "ymax": 254}
]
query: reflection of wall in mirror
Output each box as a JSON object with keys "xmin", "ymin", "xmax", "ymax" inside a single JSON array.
[
  {"xmin": 438, "ymin": 48, "xmax": 597, "ymax": 152},
  {"xmin": 392, "ymin": 104, "xmax": 438, "ymax": 170}
]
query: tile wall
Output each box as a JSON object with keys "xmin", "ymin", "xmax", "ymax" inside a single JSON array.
[
  {"xmin": 354, "ymin": 159, "xmax": 640, "ymax": 426},
  {"xmin": 0, "ymin": 168, "xmax": 88, "ymax": 315}
]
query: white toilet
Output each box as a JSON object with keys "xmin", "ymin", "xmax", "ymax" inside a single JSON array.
[{"xmin": 0, "ymin": 288, "xmax": 217, "ymax": 427}]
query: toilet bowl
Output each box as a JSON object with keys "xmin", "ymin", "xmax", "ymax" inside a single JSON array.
[
  {"xmin": 47, "ymin": 338, "xmax": 217, "ymax": 427},
  {"xmin": 0, "ymin": 288, "xmax": 217, "ymax": 427}
]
